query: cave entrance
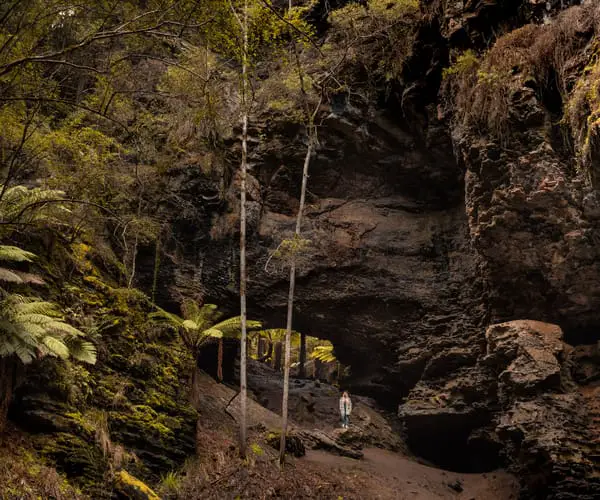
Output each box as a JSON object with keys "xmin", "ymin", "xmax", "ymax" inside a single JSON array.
[
  {"xmin": 196, "ymin": 332, "xmax": 348, "ymax": 386},
  {"xmin": 403, "ymin": 412, "xmax": 503, "ymax": 473},
  {"xmin": 250, "ymin": 332, "xmax": 347, "ymax": 385}
]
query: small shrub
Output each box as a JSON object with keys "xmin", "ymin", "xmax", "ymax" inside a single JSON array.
[{"xmin": 160, "ymin": 470, "xmax": 181, "ymax": 494}]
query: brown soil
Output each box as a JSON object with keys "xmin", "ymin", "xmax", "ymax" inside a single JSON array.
[
  {"xmin": 303, "ymin": 447, "xmax": 518, "ymax": 500},
  {"xmin": 177, "ymin": 371, "xmax": 520, "ymax": 500}
]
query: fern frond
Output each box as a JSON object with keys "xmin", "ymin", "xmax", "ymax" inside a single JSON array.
[
  {"xmin": 13, "ymin": 301, "xmax": 61, "ymax": 316},
  {"xmin": 46, "ymin": 321, "xmax": 86, "ymax": 337},
  {"xmin": 0, "ymin": 267, "xmax": 24, "ymax": 283},
  {"xmin": 310, "ymin": 345, "xmax": 337, "ymax": 363},
  {"xmin": 13, "ymin": 343, "xmax": 35, "ymax": 364},
  {"xmin": 66, "ymin": 340, "xmax": 97, "ymax": 364},
  {"xmin": 182, "ymin": 319, "xmax": 199, "ymax": 331},
  {"xmin": 201, "ymin": 328, "xmax": 224, "ymax": 339},
  {"xmin": 13, "ymin": 313, "xmax": 54, "ymax": 326},
  {"xmin": 0, "ymin": 245, "xmax": 36, "ymax": 263},
  {"xmin": 0, "ymin": 185, "xmax": 68, "ymax": 223},
  {"xmin": 209, "ymin": 316, "xmax": 262, "ymax": 338},
  {"xmin": 0, "ymin": 294, "xmax": 95, "ymax": 365},
  {"xmin": 13, "ymin": 272, "xmax": 45, "ymax": 285},
  {"xmin": 148, "ymin": 307, "xmax": 184, "ymax": 327},
  {"xmin": 42, "ymin": 336, "xmax": 70, "ymax": 359}
]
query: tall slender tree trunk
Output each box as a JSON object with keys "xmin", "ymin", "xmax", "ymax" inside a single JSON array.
[
  {"xmin": 299, "ymin": 332, "xmax": 306, "ymax": 378},
  {"xmin": 238, "ymin": 0, "xmax": 249, "ymax": 458},
  {"xmin": 273, "ymin": 341, "xmax": 283, "ymax": 371},
  {"xmin": 217, "ymin": 338, "xmax": 224, "ymax": 381},
  {"xmin": 280, "ymin": 0, "xmax": 322, "ymax": 465},
  {"xmin": 280, "ymin": 136, "xmax": 313, "ymax": 465}
]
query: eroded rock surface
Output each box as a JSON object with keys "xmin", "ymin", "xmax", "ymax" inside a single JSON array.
[{"xmin": 400, "ymin": 320, "xmax": 600, "ymax": 498}]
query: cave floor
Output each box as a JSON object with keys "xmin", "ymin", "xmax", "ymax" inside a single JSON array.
[{"xmin": 303, "ymin": 447, "xmax": 518, "ymax": 500}]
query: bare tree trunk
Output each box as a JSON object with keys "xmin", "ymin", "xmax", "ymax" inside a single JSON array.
[
  {"xmin": 299, "ymin": 332, "xmax": 306, "ymax": 378},
  {"xmin": 280, "ymin": 0, "xmax": 322, "ymax": 464},
  {"xmin": 217, "ymin": 338, "xmax": 223, "ymax": 381},
  {"xmin": 280, "ymin": 135, "xmax": 314, "ymax": 465},
  {"xmin": 238, "ymin": 0, "xmax": 249, "ymax": 458},
  {"xmin": 315, "ymin": 358, "xmax": 323, "ymax": 381},
  {"xmin": 257, "ymin": 336, "xmax": 266, "ymax": 359},
  {"xmin": 273, "ymin": 341, "xmax": 282, "ymax": 371}
]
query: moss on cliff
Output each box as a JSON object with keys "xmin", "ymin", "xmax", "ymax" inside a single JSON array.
[{"xmin": 10, "ymin": 278, "xmax": 197, "ymax": 497}]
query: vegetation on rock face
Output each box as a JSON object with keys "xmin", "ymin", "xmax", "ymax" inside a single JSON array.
[
  {"xmin": 446, "ymin": 2, "xmax": 600, "ymax": 178},
  {"xmin": 10, "ymin": 0, "xmax": 600, "ymax": 497}
]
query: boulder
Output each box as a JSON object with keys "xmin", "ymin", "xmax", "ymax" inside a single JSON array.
[{"xmin": 484, "ymin": 320, "xmax": 564, "ymax": 399}]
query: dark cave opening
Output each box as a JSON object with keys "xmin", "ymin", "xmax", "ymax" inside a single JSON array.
[
  {"xmin": 561, "ymin": 325, "xmax": 600, "ymax": 347},
  {"xmin": 407, "ymin": 430, "xmax": 504, "ymax": 473},
  {"xmin": 404, "ymin": 412, "xmax": 503, "ymax": 473}
]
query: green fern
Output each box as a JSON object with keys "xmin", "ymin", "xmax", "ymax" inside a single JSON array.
[
  {"xmin": 258, "ymin": 328, "xmax": 301, "ymax": 347},
  {"xmin": 149, "ymin": 303, "xmax": 262, "ymax": 347},
  {"xmin": 0, "ymin": 246, "xmax": 36, "ymax": 262},
  {"xmin": 310, "ymin": 345, "xmax": 337, "ymax": 363},
  {"xmin": 0, "ymin": 245, "xmax": 45, "ymax": 285},
  {"xmin": 0, "ymin": 294, "xmax": 97, "ymax": 365},
  {"xmin": 0, "ymin": 185, "xmax": 69, "ymax": 226}
]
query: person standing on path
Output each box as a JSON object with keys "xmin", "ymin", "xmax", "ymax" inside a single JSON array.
[{"xmin": 339, "ymin": 391, "xmax": 352, "ymax": 429}]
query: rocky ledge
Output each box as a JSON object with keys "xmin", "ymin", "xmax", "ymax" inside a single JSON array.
[{"xmin": 400, "ymin": 320, "xmax": 600, "ymax": 499}]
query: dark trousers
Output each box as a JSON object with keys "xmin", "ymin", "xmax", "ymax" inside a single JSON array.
[{"xmin": 341, "ymin": 413, "xmax": 349, "ymax": 426}]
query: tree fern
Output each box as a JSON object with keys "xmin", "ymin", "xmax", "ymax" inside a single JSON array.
[
  {"xmin": 0, "ymin": 294, "xmax": 96, "ymax": 365},
  {"xmin": 259, "ymin": 328, "xmax": 301, "ymax": 347},
  {"xmin": 150, "ymin": 304, "xmax": 261, "ymax": 346},
  {"xmin": 0, "ymin": 185, "xmax": 69, "ymax": 226},
  {"xmin": 0, "ymin": 246, "xmax": 36, "ymax": 262},
  {"xmin": 148, "ymin": 302, "xmax": 262, "ymax": 378}
]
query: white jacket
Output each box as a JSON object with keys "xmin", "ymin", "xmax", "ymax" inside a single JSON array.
[{"xmin": 339, "ymin": 396, "xmax": 352, "ymax": 416}]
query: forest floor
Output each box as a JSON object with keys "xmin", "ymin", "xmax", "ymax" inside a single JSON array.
[
  {"xmin": 179, "ymin": 363, "xmax": 519, "ymax": 500},
  {"xmin": 0, "ymin": 362, "xmax": 519, "ymax": 499}
]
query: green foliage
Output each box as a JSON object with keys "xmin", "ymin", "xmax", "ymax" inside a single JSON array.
[
  {"xmin": 0, "ymin": 184, "xmax": 70, "ymax": 232},
  {"xmin": 160, "ymin": 470, "xmax": 181, "ymax": 495},
  {"xmin": 0, "ymin": 245, "xmax": 42, "ymax": 285},
  {"xmin": 150, "ymin": 301, "xmax": 261, "ymax": 349},
  {"xmin": 450, "ymin": 4, "xmax": 600, "ymax": 149},
  {"xmin": 0, "ymin": 245, "xmax": 36, "ymax": 263},
  {"xmin": 442, "ymin": 50, "xmax": 479, "ymax": 80},
  {"xmin": 259, "ymin": 328, "xmax": 301, "ymax": 347},
  {"xmin": 567, "ymin": 50, "xmax": 600, "ymax": 178},
  {"xmin": 325, "ymin": 0, "xmax": 420, "ymax": 86},
  {"xmin": 310, "ymin": 344, "xmax": 337, "ymax": 363},
  {"xmin": 250, "ymin": 442, "xmax": 264, "ymax": 456},
  {"xmin": 0, "ymin": 293, "xmax": 97, "ymax": 365},
  {"xmin": 273, "ymin": 236, "xmax": 312, "ymax": 259}
]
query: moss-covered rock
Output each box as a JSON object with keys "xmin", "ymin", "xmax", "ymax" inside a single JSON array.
[
  {"xmin": 114, "ymin": 470, "xmax": 160, "ymax": 500},
  {"xmin": 36, "ymin": 432, "xmax": 107, "ymax": 495},
  {"xmin": 10, "ymin": 280, "xmax": 197, "ymax": 495}
]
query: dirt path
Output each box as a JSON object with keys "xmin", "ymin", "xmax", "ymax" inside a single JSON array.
[{"xmin": 302, "ymin": 448, "xmax": 519, "ymax": 500}]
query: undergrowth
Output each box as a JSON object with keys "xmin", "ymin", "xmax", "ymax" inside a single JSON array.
[{"xmin": 445, "ymin": 1, "xmax": 600, "ymax": 164}]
